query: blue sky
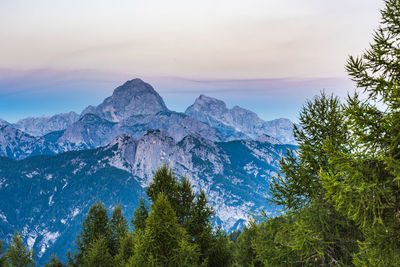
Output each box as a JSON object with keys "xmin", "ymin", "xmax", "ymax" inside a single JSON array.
[{"xmin": 0, "ymin": 0, "xmax": 383, "ymax": 122}]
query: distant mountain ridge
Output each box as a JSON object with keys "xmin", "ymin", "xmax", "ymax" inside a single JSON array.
[
  {"xmin": 1, "ymin": 78, "xmax": 296, "ymax": 160},
  {"xmin": 185, "ymin": 94, "xmax": 296, "ymax": 144}
]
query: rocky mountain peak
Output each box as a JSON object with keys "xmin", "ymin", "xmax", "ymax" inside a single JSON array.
[
  {"xmin": 88, "ymin": 79, "xmax": 168, "ymax": 122},
  {"xmin": 0, "ymin": 118, "xmax": 10, "ymax": 126},
  {"xmin": 187, "ymin": 95, "xmax": 228, "ymax": 113}
]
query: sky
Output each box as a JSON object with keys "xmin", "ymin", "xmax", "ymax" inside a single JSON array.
[{"xmin": 0, "ymin": 0, "xmax": 384, "ymax": 122}]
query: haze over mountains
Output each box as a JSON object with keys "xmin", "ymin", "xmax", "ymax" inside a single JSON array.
[{"xmin": 0, "ymin": 78, "xmax": 297, "ymax": 264}]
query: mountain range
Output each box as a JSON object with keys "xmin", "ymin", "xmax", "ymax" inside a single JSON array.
[{"xmin": 0, "ymin": 78, "xmax": 297, "ymax": 264}]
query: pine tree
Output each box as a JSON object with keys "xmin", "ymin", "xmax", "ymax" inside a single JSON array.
[
  {"xmin": 146, "ymin": 164, "xmax": 179, "ymax": 208},
  {"xmin": 74, "ymin": 201, "xmax": 111, "ymax": 265},
  {"xmin": 131, "ymin": 193, "xmax": 199, "ymax": 266},
  {"xmin": 207, "ymin": 228, "xmax": 234, "ymax": 267},
  {"xmin": 114, "ymin": 232, "xmax": 136, "ymax": 266},
  {"xmin": 321, "ymin": 0, "xmax": 400, "ymax": 265},
  {"xmin": 0, "ymin": 240, "xmax": 7, "ymax": 267},
  {"xmin": 176, "ymin": 177, "xmax": 195, "ymax": 226},
  {"xmin": 186, "ymin": 190, "xmax": 213, "ymax": 263},
  {"xmin": 109, "ymin": 204, "xmax": 129, "ymax": 256},
  {"xmin": 131, "ymin": 198, "xmax": 148, "ymax": 232},
  {"xmin": 235, "ymin": 218, "xmax": 262, "ymax": 267},
  {"xmin": 6, "ymin": 232, "xmax": 35, "ymax": 267},
  {"xmin": 144, "ymin": 165, "xmax": 215, "ymax": 265},
  {"xmin": 44, "ymin": 254, "xmax": 63, "ymax": 267},
  {"xmin": 84, "ymin": 237, "xmax": 113, "ymax": 267}
]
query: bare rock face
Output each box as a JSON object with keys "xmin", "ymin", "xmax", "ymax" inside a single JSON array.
[
  {"xmin": 81, "ymin": 78, "xmax": 168, "ymax": 122},
  {"xmin": 0, "ymin": 124, "xmax": 59, "ymax": 160},
  {"xmin": 13, "ymin": 112, "xmax": 79, "ymax": 136},
  {"xmin": 185, "ymin": 95, "xmax": 296, "ymax": 144}
]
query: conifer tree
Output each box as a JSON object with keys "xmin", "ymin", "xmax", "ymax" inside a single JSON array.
[
  {"xmin": 114, "ymin": 233, "xmax": 136, "ymax": 266},
  {"xmin": 131, "ymin": 198, "xmax": 148, "ymax": 232},
  {"xmin": 84, "ymin": 237, "xmax": 113, "ymax": 267},
  {"xmin": 109, "ymin": 204, "xmax": 129, "ymax": 256},
  {"xmin": 235, "ymin": 219, "xmax": 262, "ymax": 267},
  {"xmin": 0, "ymin": 241, "xmax": 6, "ymax": 267},
  {"xmin": 176, "ymin": 177, "xmax": 195, "ymax": 226},
  {"xmin": 74, "ymin": 201, "xmax": 111, "ymax": 265},
  {"xmin": 321, "ymin": 0, "xmax": 400, "ymax": 265},
  {"xmin": 44, "ymin": 254, "xmax": 63, "ymax": 267},
  {"xmin": 131, "ymin": 193, "xmax": 199, "ymax": 266},
  {"xmin": 207, "ymin": 228, "xmax": 234, "ymax": 267},
  {"xmin": 6, "ymin": 232, "xmax": 35, "ymax": 267},
  {"xmin": 186, "ymin": 190, "xmax": 213, "ymax": 263},
  {"xmin": 146, "ymin": 165, "xmax": 179, "ymax": 208},
  {"xmin": 265, "ymin": 93, "xmax": 360, "ymax": 265}
]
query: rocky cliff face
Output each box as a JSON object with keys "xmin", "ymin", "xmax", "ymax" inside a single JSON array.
[
  {"xmin": 0, "ymin": 131, "xmax": 294, "ymax": 264},
  {"xmin": 81, "ymin": 79, "xmax": 168, "ymax": 122},
  {"xmin": 0, "ymin": 125, "xmax": 59, "ymax": 160},
  {"xmin": 185, "ymin": 95, "xmax": 296, "ymax": 144},
  {"xmin": 13, "ymin": 112, "xmax": 79, "ymax": 136}
]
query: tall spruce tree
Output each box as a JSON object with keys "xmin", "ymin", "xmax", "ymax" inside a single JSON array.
[
  {"xmin": 131, "ymin": 198, "xmax": 148, "ymax": 232},
  {"xmin": 109, "ymin": 204, "xmax": 129, "ymax": 256},
  {"xmin": 143, "ymin": 165, "xmax": 214, "ymax": 265},
  {"xmin": 130, "ymin": 193, "xmax": 199, "ymax": 266},
  {"xmin": 73, "ymin": 201, "xmax": 111, "ymax": 265},
  {"xmin": 84, "ymin": 237, "xmax": 113, "ymax": 267},
  {"xmin": 321, "ymin": 0, "xmax": 400, "ymax": 265}
]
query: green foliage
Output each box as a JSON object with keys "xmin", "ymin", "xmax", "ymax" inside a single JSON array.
[
  {"xmin": 235, "ymin": 219, "xmax": 262, "ymax": 267},
  {"xmin": 142, "ymin": 165, "xmax": 214, "ymax": 265},
  {"xmin": 6, "ymin": 232, "xmax": 35, "ymax": 267},
  {"xmin": 131, "ymin": 198, "xmax": 148, "ymax": 232},
  {"xmin": 84, "ymin": 237, "xmax": 113, "ymax": 267},
  {"xmin": 263, "ymin": 92, "xmax": 360, "ymax": 266},
  {"xmin": 0, "ymin": 241, "xmax": 7, "ymax": 267},
  {"xmin": 253, "ymin": 214, "xmax": 300, "ymax": 266},
  {"xmin": 114, "ymin": 233, "xmax": 136, "ymax": 266},
  {"xmin": 176, "ymin": 177, "xmax": 195, "ymax": 226},
  {"xmin": 146, "ymin": 164, "xmax": 179, "ymax": 208},
  {"xmin": 208, "ymin": 228, "xmax": 234, "ymax": 267},
  {"xmin": 320, "ymin": 0, "xmax": 400, "ymax": 265},
  {"xmin": 44, "ymin": 254, "xmax": 63, "ymax": 267},
  {"xmin": 171, "ymin": 239, "xmax": 201, "ymax": 267},
  {"xmin": 186, "ymin": 190, "xmax": 213, "ymax": 263},
  {"xmin": 109, "ymin": 204, "xmax": 129, "ymax": 255},
  {"xmin": 270, "ymin": 92, "xmax": 348, "ymax": 209},
  {"xmin": 74, "ymin": 201, "xmax": 111, "ymax": 265},
  {"xmin": 131, "ymin": 193, "xmax": 199, "ymax": 266}
]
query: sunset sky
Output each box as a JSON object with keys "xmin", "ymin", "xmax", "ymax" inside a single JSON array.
[{"xmin": 0, "ymin": 0, "xmax": 383, "ymax": 122}]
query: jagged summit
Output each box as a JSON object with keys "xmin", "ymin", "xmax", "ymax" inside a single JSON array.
[
  {"xmin": 185, "ymin": 95, "xmax": 296, "ymax": 144},
  {"xmin": 186, "ymin": 95, "xmax": 228, "ymax": 114},
  {"xmin": 82, "ymin": 78, "xmax": 168, "ymax": 122},
  {"xmin": 0, "ymin": 118, "xmax": 10, "ymax": 126}
]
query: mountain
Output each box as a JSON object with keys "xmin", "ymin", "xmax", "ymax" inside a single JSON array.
[
  {"xmin": 185, "ymin": 95, "xmax": 296, "ymax": 144},
  {"xmin": 0, "ymin": 79, "xmax": 296, "ymax": 160},
  {"xmin": 0, "ymin": 131, "xmax": 295, "ymax": 264},
  {"xmin": 13, "ymin": 112, "xmax": 79, "ymax": 136},
  {"xmin": 81, "ymin": 78, "xmax": 168, "ymax": 122},
  {"xmin": 0, "ymin": 119, "xmax": 10, "ymax": 126},
  {"xmin": 0, "ymin": 124, "xmax": 59, "ymax": 160}
]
